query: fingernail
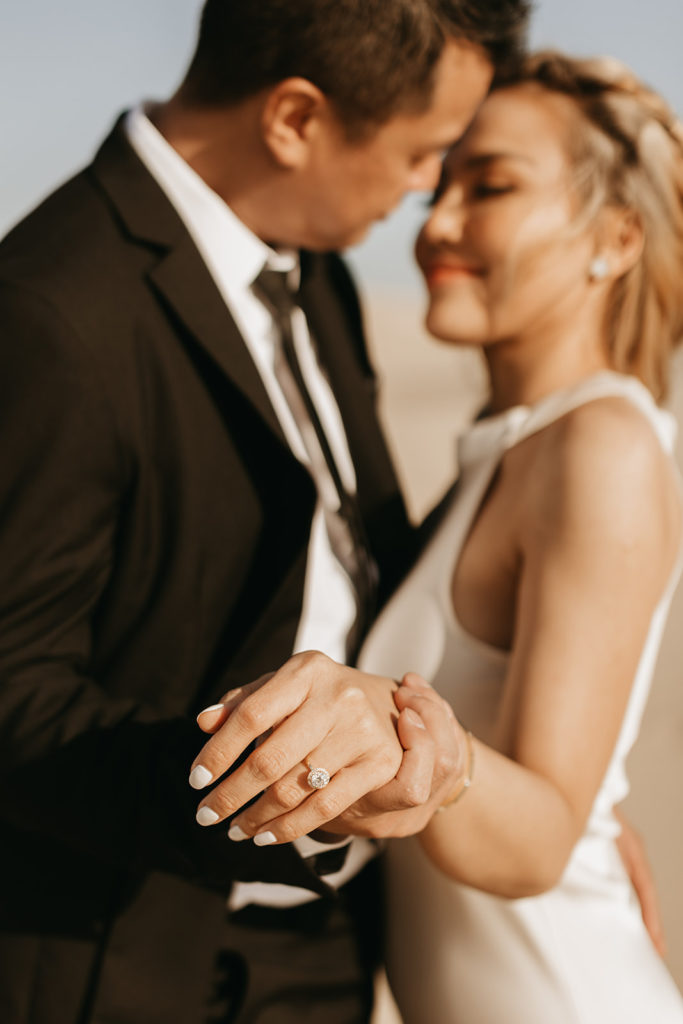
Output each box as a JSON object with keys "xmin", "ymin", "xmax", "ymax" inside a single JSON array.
[
  {"xmin": 405, "ymin": 708, "xmax": 426, "ymax": 729},
  {"xmin": 228, "ymin": 824, "xmax": 249, "ymax": 842},
  {"xmin": 253, "ymin": 831, "xmax": 278, "ymax": 847},
  {"xmin": 196, "ymin": 703, "xmax": 225, "ymax": 720},
  {"xmin": 189, "ymin": 765, "xmax": 213, "ymax": 790},
  {"xmin": 196, "ymin": 806, "xmax": 220, "ymax": 827}
]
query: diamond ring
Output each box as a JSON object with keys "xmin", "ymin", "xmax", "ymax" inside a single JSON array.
[{"xmin": 306, "ymin": 765, "xmax": 331, "ymax": 790}]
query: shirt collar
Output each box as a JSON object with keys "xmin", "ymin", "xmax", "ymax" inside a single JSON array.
[{"xmin": 125, "ymin": 105, "xmax": 300, "ymax": 293}]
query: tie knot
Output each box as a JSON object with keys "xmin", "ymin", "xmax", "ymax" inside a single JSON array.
[{"xmin": 253, "ymin": 267, "xmax": 296, "ymax": 318}]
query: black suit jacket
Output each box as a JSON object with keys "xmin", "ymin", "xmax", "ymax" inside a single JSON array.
[{"xmin": 0, "ymin": 121, "xmax": 416, "ymax": 1023}]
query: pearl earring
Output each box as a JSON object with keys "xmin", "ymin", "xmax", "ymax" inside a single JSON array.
[{"xmin": 588, "ymin": 257, "xmax": 610, "ymax": 282}]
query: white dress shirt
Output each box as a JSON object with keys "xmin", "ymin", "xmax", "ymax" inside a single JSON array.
[{"xmin": 125, "ymin": 107, "xmax": 375, "ymax": 907}]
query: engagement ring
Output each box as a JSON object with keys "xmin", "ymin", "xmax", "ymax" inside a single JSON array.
[{"xmin": 306, "ymin": 765, "xmax": 331, "ymax": 790}]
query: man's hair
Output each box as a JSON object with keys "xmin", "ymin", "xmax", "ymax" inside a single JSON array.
[{"xmin": 180, "ymin": 0, "xmax": 530, "ymax": 136}]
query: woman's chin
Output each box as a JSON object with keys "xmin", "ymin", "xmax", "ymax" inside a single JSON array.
[{"xmin": 425, "ymin": 317, "xmax": 482, "ymax": 349}]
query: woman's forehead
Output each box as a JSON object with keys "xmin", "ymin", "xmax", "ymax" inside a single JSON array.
[{"xmin": 447, "ymin": 84, "xmax": 577, "ymax": 171}]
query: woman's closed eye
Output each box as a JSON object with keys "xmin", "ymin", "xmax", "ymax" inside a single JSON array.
[
  {"xmin": 471, "ymin": 181, "xmax": 516, "ymax": 200},
  {"xmin": 424, "ymin": 178, "xmax": 516, "ymax": 209}
]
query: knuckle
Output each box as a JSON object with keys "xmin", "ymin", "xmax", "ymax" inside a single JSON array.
[
  {"xmin": 236, "ymin": 699, "xmax": 267, "ymax": 734},
  {"xmin": 435, "ymin": 745, "xmax": 457, "ymax": 781},
  {"xmin": 340, "ymin": 685, "xmax": 368, "ymax": 709},
  {"xmin": 376, "ymin": 746, "xmax": 401, "ymax": 779},
  {"xmin": 354, "ymin": 709, "xmax": 379, "ymax": 741},
  {"xmin": 249, "ymin": 744, "xmax": 289, "ymax": 783},
  {"xmin": 293, "ymin": 649, "xmax": 328, "ymax": 672},
  {"xmin": 276, "ymin": 818, "xmax": 302, "ymax": 844},
  {"xmin": 402, "ymin": 779, "xmax": 430, "ymax": 807},
  {"xmin": 269, "ymin": 778, "xmax": 303, "ymax": 811},
  {"xmin": 204, "ymin": 791, "xmax": 230, "ymax": 818},
  {"xmin": 315, "ymin": 791, "xmax": 343, "ymax": 820},
  {"xmin": 384, "ymin": 787, "xmax": 417, "ymax": 811}
]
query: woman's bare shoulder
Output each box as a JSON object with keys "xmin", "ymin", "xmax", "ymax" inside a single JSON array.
[{"xmin": 519, "ymin": 395, "xmax": 680, "ymax": 554}]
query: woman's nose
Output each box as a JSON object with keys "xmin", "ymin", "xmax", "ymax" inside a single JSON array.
[{"xmin": 423, "ymin": 193, "xmax": 466, "ymax": 244}]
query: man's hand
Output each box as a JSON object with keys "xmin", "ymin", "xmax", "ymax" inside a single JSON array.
[
  {"xmin": 189, "ymin": 657, "xmax": 465, "ymax": 845},
  {"xmin": 323, "ymin": 672, "xmax": 467, "ymax": 838},
  {"xmin": 614, "ymin": 807, "xmax": 667, "ymax": 957}
]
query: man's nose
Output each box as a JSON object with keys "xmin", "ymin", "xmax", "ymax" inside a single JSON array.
[{"xmin": 408, "ymin": 152, "xmax": 444, "ymax": 193}]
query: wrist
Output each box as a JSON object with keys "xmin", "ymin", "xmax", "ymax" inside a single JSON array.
[{"xmin": 436, "ymin": 729, "xmax": 475, "ymax": 814}]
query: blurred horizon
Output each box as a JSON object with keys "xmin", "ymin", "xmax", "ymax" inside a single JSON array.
[{"xmin": 2, "ymin": 0, "xmax": 682, "ymax": 298}]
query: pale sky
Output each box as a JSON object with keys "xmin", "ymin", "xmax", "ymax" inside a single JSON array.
[{"xmin": 1, "ymin": 0, "xmax": 680, "ymax": 293}]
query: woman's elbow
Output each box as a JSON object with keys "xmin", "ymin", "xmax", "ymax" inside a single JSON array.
[{"xmin": 490, "ymin": 849, "xmax": 570, "ymax": 899}]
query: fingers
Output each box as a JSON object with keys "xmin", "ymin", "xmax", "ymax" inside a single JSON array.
[
  {"xmin": 400, "ymin": 671, "xmax": 438, "ymax": 693},
  {"xmin": 195, "ymin": 674, "xmax": 277, "ymax": 735},
  {"xmin": 191, "ymin": 655, "xmax": 404, "ymax": 826},
  {"xmin": 227, "ymin": 707, "xmax": 432, "ymax": 842},
  {"xmin": 395, "ymin": 685, "xmax": 465, "ymax": 803},
  {"xmin": 615, "ymin": 816, "xmax": 667, "ymax": 957},
  {"xmin": 358, "ymin": 707, "xmax": 436, "ymax": 814},
  {"xmin": 226, "ymin": 762, "xmax": 314, "ymax": 839},
  {"xmin": 189, "ymin": 660, "xmax": 314, "ymax": 795},
  {"xmin": 218, "ymin": 692, "xmax": 455, "ymax": 845},
  {"xmin": 230, "ymin": 758, "xmax": 397, "ymax": 846},
  {"xmin": 217, "ymin": 724, "xmax": 366, "ymax": 834},
  {"xmin": 194, "ymin": 698, "xmax": 332, "ymax": 825}
]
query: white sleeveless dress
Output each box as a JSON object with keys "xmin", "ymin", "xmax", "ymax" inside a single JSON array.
[{"xmin": 359, "ymin": 372, "xmax": 683, "ymax": 1024}]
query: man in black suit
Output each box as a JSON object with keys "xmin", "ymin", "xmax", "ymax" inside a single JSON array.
[{"xmin": 0, "ymin": 3, "xmax": 528, "ymax": 1022}]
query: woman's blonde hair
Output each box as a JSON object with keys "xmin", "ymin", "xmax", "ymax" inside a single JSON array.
[{"xmin": 502, "ymin": 51, "xmax": 683, "ymax": 399}]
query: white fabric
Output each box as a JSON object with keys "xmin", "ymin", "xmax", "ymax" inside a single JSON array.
[
  {"xmin": 125, "ymin": 107, "xmax": 371, "ymax": 901},
  {"xmin": 359, "ymin": 372, "xmax": 683, "ymax": 1023},
  {"xmin": 228, "ymin": 835, "xmax": 377, "ymax": 911}
]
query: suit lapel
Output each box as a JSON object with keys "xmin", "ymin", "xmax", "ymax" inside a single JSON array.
[
  {"xmin": 90, "ymin": 119, "xmax": 400, "ymax": 521},
  {"xmin": 147, "ymin": 240, "xmax": 286, "ymax": 442},
  {"xmin": 90, "ymin": 117, "xmax": 287, "ymax": 445}
]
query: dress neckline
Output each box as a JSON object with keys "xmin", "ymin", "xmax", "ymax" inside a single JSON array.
[{"xmin": 458, "ymin": 370, "xmax": 675, "ymax": 470}]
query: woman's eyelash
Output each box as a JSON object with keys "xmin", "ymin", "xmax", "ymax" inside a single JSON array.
[
  {"xmin": 473, "ymin": 183, "xmax": 514, "ymax": 198},
  {"xmin": 423, "ymin": 182, "xmax": 514, "ymax": 208}
]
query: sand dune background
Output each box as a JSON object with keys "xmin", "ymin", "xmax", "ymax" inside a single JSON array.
[{"xmin": 361, "ymin": 288, "xmax": 683, "ymax": 1022}]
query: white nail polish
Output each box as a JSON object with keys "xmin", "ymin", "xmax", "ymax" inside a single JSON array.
[
  {"xmin": 189, "ymin": 765, "xmax": 213, "ymax": 790},
  {"xmin": 253, "ymin": 831, "xmax": 278, "ymax": 847},
  {"xmin": 228, "ymin": 824, "xmax": 249, "ymax": 842},
  {"xmin": 196, "ymin": 703, "xmax": 225, "ymax": 719},
  {"xmin": 196, "ymin": 806, "xmax": 220, "ymax": 827}
]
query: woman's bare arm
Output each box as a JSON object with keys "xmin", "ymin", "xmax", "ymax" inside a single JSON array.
[{"xmin": 414, "ymin": 399, "xmax": 681, "ymax": 897}]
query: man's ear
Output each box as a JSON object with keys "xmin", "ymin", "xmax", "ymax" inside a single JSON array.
[
  {"xmin": 593, "ymin": 206, "xmax": 644, "ymax": 281},
  {"xmin": 261, "ymin": 78, "xmax": 331, "ymax": 169}
]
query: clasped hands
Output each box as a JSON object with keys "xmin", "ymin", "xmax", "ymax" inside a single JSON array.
[{"xmin": 188, "ymin": 651, "xmax": 467, "ymax": 845}]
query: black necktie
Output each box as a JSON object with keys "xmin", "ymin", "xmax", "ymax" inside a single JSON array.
[{"xmin": 253, "ymin": 266, "xmax": 377, "ymax": 661}]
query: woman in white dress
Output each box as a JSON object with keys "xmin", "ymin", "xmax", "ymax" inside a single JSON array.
[{"xmin": 357, "ymin": 52, "xmax": 683, "ymax": 1022}]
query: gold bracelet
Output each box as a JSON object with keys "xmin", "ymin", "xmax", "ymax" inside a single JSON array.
[{"xmin": 436, "ymin": 730, "xmax": 474, "ymax": 813}]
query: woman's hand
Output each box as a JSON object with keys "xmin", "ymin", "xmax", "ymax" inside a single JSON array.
[
  {"xmin": 188, "ymin": 652, "xmax": 406, "ymax": 843},
  {"xmin": 188, "ymin": 656, "xmax": 467, "ymax": 845}
]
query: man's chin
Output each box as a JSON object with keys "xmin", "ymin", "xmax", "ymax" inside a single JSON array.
[{"xmin": 302, "ymin": 223, "xmax": 374, "ymax": 254}]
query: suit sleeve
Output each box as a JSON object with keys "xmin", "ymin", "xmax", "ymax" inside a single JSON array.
[{"xmin": 0, "ymin": 282, "xmax": 329, "ymax": 894}]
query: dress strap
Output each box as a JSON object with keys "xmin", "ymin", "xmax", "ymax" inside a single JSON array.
[{"xmin": 502, "ymin": 371, "xmax": 677, "ymax": 454}]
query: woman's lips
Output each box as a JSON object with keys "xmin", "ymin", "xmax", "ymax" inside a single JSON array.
[{"xmin": 424, "ymin": 263, "xmax": 484, "ymax": 287}]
